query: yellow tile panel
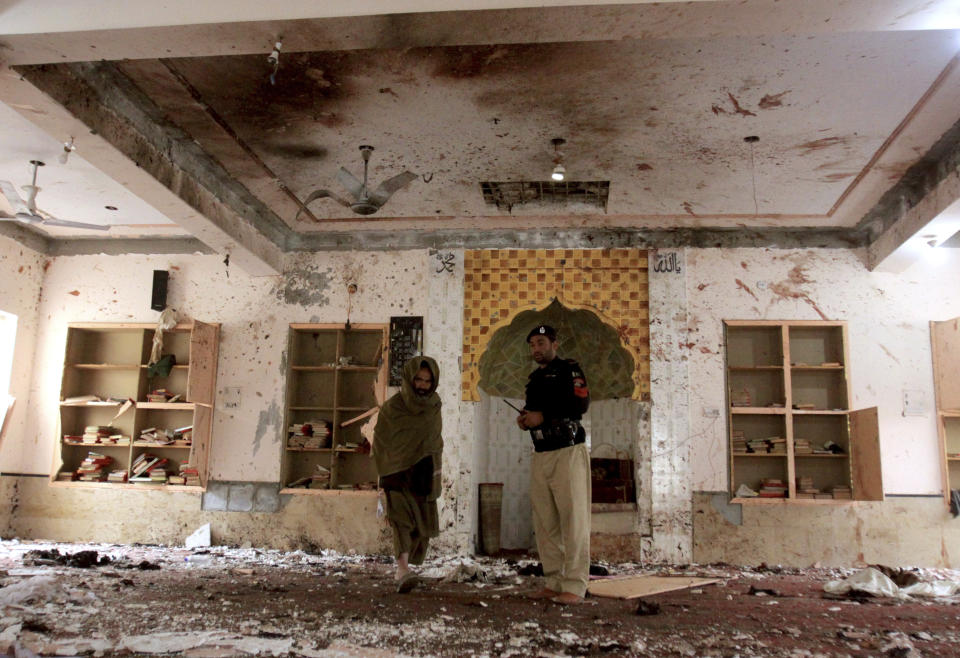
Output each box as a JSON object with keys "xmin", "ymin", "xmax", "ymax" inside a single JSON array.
[{"xmin": 461, "ymin": 248, "xmax": 650, "ymax": 401}]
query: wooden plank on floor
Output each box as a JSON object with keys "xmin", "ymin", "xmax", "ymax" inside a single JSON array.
[{"xmin": 587, "ymin": 575, "xmax": 721, "ymax": 599}]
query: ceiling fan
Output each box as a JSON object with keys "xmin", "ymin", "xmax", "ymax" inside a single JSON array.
[
  {"xmin": 0, "ymin": 160, "xmax": 110, "ymax": 231},
  {"xmin": 297, "ymin": 145, "xmax": 417, "ymax": 218}
]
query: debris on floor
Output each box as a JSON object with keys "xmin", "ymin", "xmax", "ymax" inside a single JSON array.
[
  {"xmin": 0, "ymin": 540, "xmax": 956, "ymax": 656},
  {"xmin": 824, "ymin": 566, "xmax": 960, "ymax": 600}
]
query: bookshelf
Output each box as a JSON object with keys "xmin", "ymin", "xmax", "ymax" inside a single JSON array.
[
  {"xmin": 53, "ymin": 321, "xmax": 219, "ymax": 490},
  {"xmin": 931, "ymin": 317, "xmax": 960, "ymax": 507},
  {"xmin": 281, "ymin": 323, "xmax": 387, "ymax": 494},
  {"xmin": 724, "ymin": 320, "xmax": 882, "ymax": 503}
]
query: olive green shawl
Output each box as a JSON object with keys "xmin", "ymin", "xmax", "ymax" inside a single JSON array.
[{"xmin": 372, "ymin": 356, "xmax": 442, "ymax": 478}]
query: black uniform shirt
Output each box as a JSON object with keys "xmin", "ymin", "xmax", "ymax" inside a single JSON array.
[{"xmin": 524, "ymin": 356, "xmax": 590, "ymax": 422}]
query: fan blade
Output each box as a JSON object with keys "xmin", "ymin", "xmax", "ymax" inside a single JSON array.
[
  {"xmin": 40, "ymin": 216, "xmax": 110, "ymax": 231},
  {"xmin": 297, "ymin": 189, "xmax": 353, "ymax": 219},
  {"xmin": 368, "ymin": 171, "xmax": 418, "ymax": 207},
  {"xmin": 0, "ymin": 180, "xmax": 31, "ymax": 216},
  {"xmin": 336, "ymin": 167, "xmax": 365, "ymax": 201}
]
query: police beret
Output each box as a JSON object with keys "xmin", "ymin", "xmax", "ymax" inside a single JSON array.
[{"xmin": 526, "ymin": 324, "xmax": 557, "ymax": 342}]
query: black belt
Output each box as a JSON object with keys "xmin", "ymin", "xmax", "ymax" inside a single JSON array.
[
  {"xmin": 531, "ymin": 419, "xmax": 585, "ymax": 453},
  {"xmin": 533, "ymin": 434, "xmax": 585, "ymax": 453}
]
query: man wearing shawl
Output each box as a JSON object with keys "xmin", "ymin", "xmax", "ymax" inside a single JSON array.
[{"xmin": 373, "ymin": 356, "xmax": 443, "ymax": 593}]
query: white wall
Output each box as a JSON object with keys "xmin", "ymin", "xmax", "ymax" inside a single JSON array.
[
  {"xmin": 0, "ymin": 235, "xmax": 45, "ymax": 473},
  {"xmin": 686, "ymin": 247, "xmax": 960, "ymax": 496},
  {"xmin": 24, "ymin": 249, "xmax": 468, "ymax": 483}
]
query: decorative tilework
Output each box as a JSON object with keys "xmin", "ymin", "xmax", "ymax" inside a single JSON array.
[{"xmin": 462, "ymin": 248, "xmax": 650, "ymax": 401}]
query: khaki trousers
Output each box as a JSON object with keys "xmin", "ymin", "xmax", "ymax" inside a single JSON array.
[{"xmin": 530, "ymin": 442, "xmax": 591, "ymax": 597}]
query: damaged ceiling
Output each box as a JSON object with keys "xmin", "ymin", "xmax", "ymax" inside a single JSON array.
[{"xmin": 0, "ymin": 0, "xmax": 958, "ymax": 274}]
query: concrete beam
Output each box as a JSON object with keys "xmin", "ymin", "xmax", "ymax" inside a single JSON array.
[
  {"xmin": 0, "ymin": 221, "xmax": 51, "ymax": 254},
  {"xmin": 290, "ymin": 226, "xmax": 865, "ymax": 251},
  {"xmin": 862, "ymin": 115, "xmax": 960, "ymax": 271},
  {"xmin": 47, "ymin": 236, "xmax": 214, "ymax": 257},
  {"xmin": 4, "ymin": 62, "xmax": 288, "ymax": 275}
]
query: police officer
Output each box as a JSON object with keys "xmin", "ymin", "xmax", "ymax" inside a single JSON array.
[{"xmin": 516, "ymin": 325, "xmax": 590, "ymax": 605}]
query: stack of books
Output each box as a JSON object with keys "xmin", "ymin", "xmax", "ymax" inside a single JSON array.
[
  {"xmin": 795, "ymin": 476, "xmax": 818, "ymax": 499},
  {"xmin": 107, "ymin": 470, "xmax": 128, "ymax": 483},
  {"xmin": 146, "ymin": 389, "xmax": 181, "ymax": 403},
  {"xmin": 82, "ymin": 426, "xmax": 115, "ymax": 444},
  {"xmin": 100, "ymin": 433, "xmax": 130, "ymax": 446},
  {"xmin": 177, "ymin": 462, "xmax": 201, "ymax": 487},
  {"xmin": 731, "ymin": 430, "xmax": 747, "ymax": 454},
  {"xmin": 130, "ymin": 453, "xmax": 168, "ymax": 483},
  {"xmin": 794, "ymin": 438, "xmax": 812, "ymax": 454},
  {"xmin": 76, "ymin": 452, "xmax": 113, "ymax": 481},
  {"xmin": 758, "ymin": 478, "xmax": 787, "ymax": 498},
  {"xmin": 744, "ymin": 437, "xmax": 785, "ymax": 454},
  {"xmin": 287, "ymin": 420, "xmax": 331, "ymax": 449},
  {"xmin": 832, "ymin": 485, "xmax": 852, "ymax": 500}
]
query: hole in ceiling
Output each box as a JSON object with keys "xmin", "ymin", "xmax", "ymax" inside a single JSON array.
[
  {"xmin": 479, "ymin": 181, "xmax": 610, "ymax": 213},
  {"xmin": 105, "ymin": 205, "xmax": 118, "ymax": 211}
]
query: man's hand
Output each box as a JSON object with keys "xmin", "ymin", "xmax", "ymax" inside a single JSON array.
[{"xmin": 517, "ymin": 410, "xmax": 544, "ymax": 429}]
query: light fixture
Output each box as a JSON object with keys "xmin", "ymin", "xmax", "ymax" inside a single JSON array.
[
  {"xmin": 58, "ymin": 137, "xmax": 76, "ymax": 165},
  {"xmin": 550, "ymin": 137, "xmax": 566, "ymax": 181},
  {"xmin": 267, "ymin": 39, "xmax": 282, "ymax": 85}
]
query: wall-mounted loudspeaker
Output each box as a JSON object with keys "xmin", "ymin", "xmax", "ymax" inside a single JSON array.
[{"xmin": 151, "ymin": 270, "xmax": 168, "ymax": 311}]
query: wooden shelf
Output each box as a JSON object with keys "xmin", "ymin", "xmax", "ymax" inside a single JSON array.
[
  {"xmin": 51, "ymin": 480, "xmax": 203, "ymax": 493},
  {"xmin": 731, "ymin": 497, "xmax": 857, "ymax": 505},
  {"xmin": 730, "ymin": 407, "xmax": 787, "ymax": 415},
  {"xmin": 725, "ymin": 320, "xmax": 881, "ymax": 502},
  {"xmin": 283, "ymin": 324, "xmax": 386, "ymax": 493},
  {"xmin": 54, "ymin": 321, "xmax": 219, "ymax": 491},
  {"xmin": 63, "ymin": 442, "xmax": 130, "ymax": 448}
]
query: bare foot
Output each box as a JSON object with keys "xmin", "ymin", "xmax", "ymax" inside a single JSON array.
[
  {"xmin": 528, "ymin": 587, "xmax": 560, "ymax": 599},
  {"xmin": 551, "ymin": 592, "xmax": 585, "ymax": 605},
  {"xmin": 396, "ymin": 571, "xmax": 420, "ymax": 594}
]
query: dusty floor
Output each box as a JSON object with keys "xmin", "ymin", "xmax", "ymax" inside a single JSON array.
[{"xmin": 0, "ymin": 540, "xmax": 957, "ymax": 657}]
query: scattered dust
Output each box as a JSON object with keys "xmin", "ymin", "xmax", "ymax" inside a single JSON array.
[{"xmin": 1, "ymin": 539, "xmax": 956, "ymax": 657}]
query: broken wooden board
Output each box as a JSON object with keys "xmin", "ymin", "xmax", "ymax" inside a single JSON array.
[{"xmin": 587, "ymin": 575, "xmax": 721, "ymax": 599}]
